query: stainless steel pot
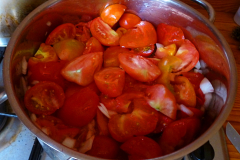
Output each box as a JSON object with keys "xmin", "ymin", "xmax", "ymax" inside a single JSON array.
[{"xmin": 2, "ymin": 0, "xmax": 237, "ymax": 159}]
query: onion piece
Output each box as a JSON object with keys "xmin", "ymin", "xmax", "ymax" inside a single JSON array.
[
  {"xmin": 79, "ymin": 135, "xmax": 95, "ymax": 153},
  {"xmin": 200, "ymin": 59, "xmax": 207, "ymax": 69},
  {"xmin": 194, "ymin": 69, "xmax": 203, "ymax": 74},
  {"xmin": 22, "ymin": 56, "xmax": 28, "ymax": 75},
  {"xmin": 200, "ymin": 78, "xmax": 214, "ymax": 94},
  {"xmin": 194, "ymin": 61, "xmax": 201, "ymax": 69},
  {"xmin": 41, "ymin": 127, "xmax": 50, "ymax": 135},
  {"xmin": 30, "ymin": 113, "xmax": 37, "ymax": 122},
  {"xmin": 178, "ymin": 104, "xmax": 194, "ymax": 117},
  {"xmin": 62, "ymin": 137, "xmax": 76, "ymax": 148},
  {"xmin": 98, "ymin": 103, "xmax": 110, "ymax": 118},
  {"xmin": 203, "ymin": 93, "xmax": 212, "ymax": 108}
]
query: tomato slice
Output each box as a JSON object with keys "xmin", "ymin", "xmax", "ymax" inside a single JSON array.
[
  {"xmin": 153, "ymin": 112, "xmax": 174, "ymax": 133},
  {"xmin": 90, "ymin": 17, "xmax": 119, "ymax": 46},
  {"xmin": 119, "ymin": 21, "xmax": 157, "ymax": 48},
  {"xmin": 45, "ymin": 23, "xmax": 76, "ymax": 45},
  {"xmin": 53, "ymin": 38, "xmax": 85, "ymax": 61},
  {"xmin": 159, "ymin": 117, "xmax": 201, "ymax": 155},
  {"xmin": 118, "ymin": 53, "xmax": 161, "ymax": 82},
  {"xmin": 103, "ymin": 46, "xmax": 131, "ymax": 67},
  {"xmin": 100, "ymin": 93, "xmax": 117, "ymax": 111},
  {"xmin": 121, "ymin": 136, "xmax": 162, "ymax": 159},
  {"xmin": 157, "ymin": 23, "xmax": 185, "ymax": 47},
  {"xmin": 155, "ymin": 43, "xmax": 177, "ymax": 59},
  {"xmin": 172, "ymin": 39, "xmax": 199, "ymax": 74},
  {"xmin": 96, "ymin": 109, "xmax": 110, "ymax": 136},
  {"xmin": 75, "ymin": 22, "xmax": 91, "ymax": 43},
  {"xmin": 172, "ymin": 76, "xmax": 196, "ymax": 107},
  {"xmin": 108, "ymin": 99, "xmax": 158, "ymax": 142},
  {"xmin": 24, "ymin": 81, "xmax": 65, "ymax": 115},
  {"xmin": 61, "ymin": 52, "xmax": 103, "ymax": 86},
  {"xmin": 146, "ymin": 84, "xmax": 178, "ymax": 120},
  {"xmin": 119, "ymin": 13, "xmax": 141, "ymax": 29},
  {"xmin": 130, "ymin": 44, "xmax": 155, "ymax": 57},
  {"xmin": 87, "ymin": 135, "xmax": 120, "ymax": 159},
  {"xmin": 83, "ymin": 37, "xmax": 104, "ymax": 54},
  {"xmin": 57, "ymin": 87, "xmax": 99, "ymax": 127},
  {"xmin": 100, "ymin": 4, "xmax": 127, "ymax": 27}
]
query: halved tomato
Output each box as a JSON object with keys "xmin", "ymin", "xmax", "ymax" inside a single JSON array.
[
  {"xmin": 119, "ymin": 21, "xmax": 157, "ymax": 48},
  {"xmin": 90, "ymin": 17, "xmax": 119, "ymax": 46},
  {"xmin": 155, "ymin": 43, "xmax": 177, "ymax": 59},
  {"xmin": 153, "ymin": 112, "xmax": 174, "ymax": 133},
  {"xmin": 61, "ymin": 52, "xmax": 103, "ymax": 86},
  {"xmin": 146, "ymin": 84, "xmax": 178, "ymax": 120},
  {"xmin": 119, "ymin": 13, "xmax": 141, "ymax": 29},
  {"xmin": 96, "ymin": 109, "xmax": 110, "ymax": 136},
  {"xmin": 75, "ymin": 22, "xmax": 91, "ymax": 43},
  {"xmin": 94, "ymin": 67, "xmax": 125, "ymax": 97},
  {"xmin": 45, "ymin": 23, "xmax": 76, "ymax": 45},
  {"xmin": 100, "ymin": 4, "xmax": 127, "ymax": 27},
  {"xmin": 130, "ymin": 44, "xmax": 155, "ymax": 57},
  {"xmin": 118, "ymin": 53, "xmax": 161, "ymax": 82},
  {"xmin": 24, "ymin": 81, "xmax": 65, "ymax": 115},
  {"xmin": 83, "ymin": 37, "xmax": 104, "ymax": 54}
]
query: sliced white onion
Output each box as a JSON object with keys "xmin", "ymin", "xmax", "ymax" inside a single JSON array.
[
  {"xmin": 211, "ymin": 80, "xmax": 227, "ymax": 103},
  {"xmin": 30, "ymin": 113, "xmax": 37, "ymax": 122},
  {"xmin": 200, "ymin": 78, "xmax": 214, "ymax": 94},
  {"xmin": 194, "ymin": 61, "xmax": 201, "ymax": 69},
  {"xmin": 22, "ymin": 56, "xmax": 28, "ymax": 75},
  {"xmin": 200, "ymin": 60, "xmax": 207, "ymax": 69},
  {"xmin": 41, "ymin": 127, "xmax": 50, "ymax": 135},
  {"xmin": 194, "ymin": 69, "xmax": 203, "ymax": 74},
  {"xmin": 98, "ymin": 103, "xmax": 110, "ymax": 118},
  {"xmin": 79, "ymin": 135, "xmax": 95, "ymax": 153},
  {"xmin": 203, "ymin": 93, "xmax": 213, "ymax": 108},
  {"xmin": 156, "ymin": 43, "xmax": 164, "ymax": 48},
  {"xmin": 178, "ymin": 104, "xmax": 194, "ymax": 117},
  {"xmin": 201, "ymin": 68, "xmax": 209, "ymax": 75},
  {"xmin": 62, "ymin": 137, "xmax": 76, "ymax": 148}
]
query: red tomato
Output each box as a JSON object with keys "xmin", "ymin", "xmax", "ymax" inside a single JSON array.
[
  {"xmin": 99, "ymin": 93, "xmax": 117, "ymax": 111},
  {"xmin": 157, "ymin": 23, "xmax": 185, "ymax": 47},
  {"xmin": 119, "ymin": 21, "xmax": 157, "ymax": 48},
  {"xmin": 96, "ymin": 109, "xmax": 110, "ymax": 136},
  {"xmin": 61, "ymin": 52, "xmax": 103, "ymax": 86},
  {"xmin": 108, "ymin": 99, "xmax": 158, "ymax": 142},
  {"xmin": 153, "ymin": 112, "xmax": 174, "ymax": 133},
  {"xmin": 27, "ymin": 60, "xmax": 69, "ymax": 90},
  {"xmin": 53, "ymin": 39, "xmax": 85, "ymax": 61},
  {"xmin": 94, "ymin": 67, "xmax": 125, "ymax": 97},
  {"xmin": 90, "ymin": 17, "xmax": 119, "ymax": 46},
  {"xmin": 119, "ymin": 13, "xmax": 141, "ymax": 29},
  {"xmin": 57, "ymin": 87, "xmax": 99, "ymax": 127},
  {"xmin": 130, "ymin": 44, "xmax": 155, "ymax": 57},
  {"xmin": 118, "ymin": 53, "xmax": 161, "ymax": 82},
  {"xmin": 172, "ymin": 76, "xmax": 196, "ymax": 107},
  {"xmin": 87, "ymin": 135, "xmax": 120, "ymax": 159},
  {"xmin": 145, "ymin": 84, "xmax": 178, "ymax": 120},
  {"xmin": 24, "ymin": 81, "xmax": 65, "ymax": 115},
  {"xmin": 45, "ymin": 23, "xmax": 76, "ymax": 45},
  {"xmin": 121, "ymin": 136, "xmax": 162, "ymax": 159},
  {"xmin": 75, "ymin": 22, "xmax": 91, "ymax": 43},
  {"xmin": 83, "ymin": 37, "xmax": 104, "ymax": 54},
  {"xmin": 103, "ymin": 46, "xmax": 130, "ymax": 67},
  {"xmin": 100, "ymin": 4, "xmax": 127, "ymax": 27},
  {"xmin": 159, "ymin": 118, "xmax": 201, "ymax": 155},
  {"xmin": 172, "ymin": 39, "xmax": 199, "ymax": 74},
  {"xmin": 123, "ymin": 74, "xmax": 149, "ymax": 93}
]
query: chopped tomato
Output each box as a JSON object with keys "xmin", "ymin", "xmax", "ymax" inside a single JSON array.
[
  {"xmin": 100, "ymin": 4, "xmax": 127, "ymax": 27},
  {"xmin": 45, "ymin": 23, "xmax": 76, "ymax": 45},
  {"xmin": 155, "ymin": 43, "xmax": 177, "ymax": 59},
  {"xmin": 116, "ymin": 27, "xmax": 127, "ymax": 38},
  {"xmin": 103, "ymin": 46, "xmax": 130, "ymax": 67},
  {"xmin": 130, "ymin": 44, "xmax": 155, "ymax": 57},
  {"xmin": 75, "ymin": 22, "xmax": 91, "ymax": 43},
  {"xmin": 90, "ymin": 17, "xmax": 119, "ymax": 46},
  {"xmin": 96, "ymin": 109, "xmax": 110, "ymax": 136},
  {"xmin": 157, "ymin": 23, "xmax": 185, "ymax": 47},
  {"xmin": 119, "ymin": 13, "xmax": 141, "ymax": 29},
  {"xmin": 119, "ymin": 21, "xmax": 157, "ymax": 48},
  {"xmin": 83, "ymin": 37, "xmax": 104, "ymax": 54},
  {"xmin": 153, "ymin": 112, "xmax": 174, "ymax": 133},
  {"xmin": 177, "ymin": 107, "xmax": 204, "ymax": 119},
  {"xmin": 118, "ymin": 53, "xmax": 161, "ymax": 82},
  {"xmin": 159, "ymin": 117, "xmax": 201, "ymax": 155},
  {"xmin": 87, "ymin": 135, "xmax": 120, "ymax": 159},
  {"xmin": 123, "ymin": 74, "xmax": 149, "ymax": 93},
  {"xmin": 172, "ymin": 76, "xmax": 196, "ymax": 107},
  {"xmin": 146, "ymin": 84, "xmax": 178, "ymax": 120},
  {"xmin": 94, "ymin": 67, "xmax": 125, "ymax": 97},
  {"xmin": 99, "ymin": 93, "xmax": 117, "ymax": 111},
  {"xmin": 24, "ymin": 81, "xmax": 65, "ymax": 115},
  {"xmin": 121, "ymin": 136, "xmax": 162, "ymax": 159},
  {"xmin": 108, "ymin": 99, "xmax": 158, "ymax": 142},
  {"xmin": 61, "ymin": 52, "xmax": 103, "ymax": 86},
  {"xmin": 57, "ymin": 87, "xmax": 99, "ymax": 127},
  {"xmin": 172, "ymin": 39, "xmax": 199, "ymax": 74},
  {"xmin": 53, "ymin": 39, "xmax": 85, "ymax": 61}
]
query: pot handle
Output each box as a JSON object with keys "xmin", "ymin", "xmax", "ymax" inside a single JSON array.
[{"xmin": 190, "ymin": 0, "xmax": 215, "ymax": 23}]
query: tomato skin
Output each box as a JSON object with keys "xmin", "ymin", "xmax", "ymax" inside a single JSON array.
[
  {"xmin": 75, "ymin": 22, "xmax": 91, "ymax": 43},
  {"xmin": 90, "ymin": 17, "xmax": 119, "ymax": 46},
  {"xmin": 94, "ymin": 67, "xmax": 125, "ymax": 97},
  {"xmin": 146, "ymin": 84, "xmax": 178, "ymax": 120},
  {"xmin": 121, "ymin": 136, "xmax": 162, "ymax": 159},
  {"xmin": 153, "ymin": 112, "xmax": 174, "ymax": 133},
  {"xmin": 61, "ymin": 52, "xmax": 103, "ymax": 86},
  {"xmin": 96, "ymin": 109, "xmax": 110, "ymax": 136},
  {"xmin": 99, "ymin": 94, "xmax": 117, "ymax": 111},
  {"xmin": 57, "ymin": 87, "xmax": 99, "ymax": 127},
  {"xmin": 118, "ymin": 53, "xmax": 161, "ymax": 82},
  {"xmin": 83, "ymin": 37, "xmax": 104, "ymax": 54},
  {"xmin": 53, "ymin": 39, "xmax": 85, "ymax": 61},
  {"xmin": 159, "ymin": 117, "xmax": 201, "ymax": 155},
  {"xmin": 130, "ymin": 44, "xmax": 155, "ymax": 57},
  {"xmin": 45, "ymin": 23, "xmax": 76, "ymax": 45},
  {"xmin": 119, "ymin": 13, "xmax": 141, "ymax": 29},
  {"xmin": 24, "ymin": 81, "xmax": 65, "ymax": 115},
  {"xmin": 157, "ymin": 23, "xmax": 185, "ymax": 47},
  {"xmin": 100, "ymin": 4, "xmax": 127, "ymax": 27},
  {"xmin": 87, "ymin": 135, "xmax": 120, "ymax": 159},
  {"xmin": 119, "ymin": 21, "xmax": 157, "ymax": 48}
]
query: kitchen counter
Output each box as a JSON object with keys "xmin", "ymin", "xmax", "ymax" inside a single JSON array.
[{"xmin": 181, "ymin": 0, "xmax": 240, "ymax": 159}]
